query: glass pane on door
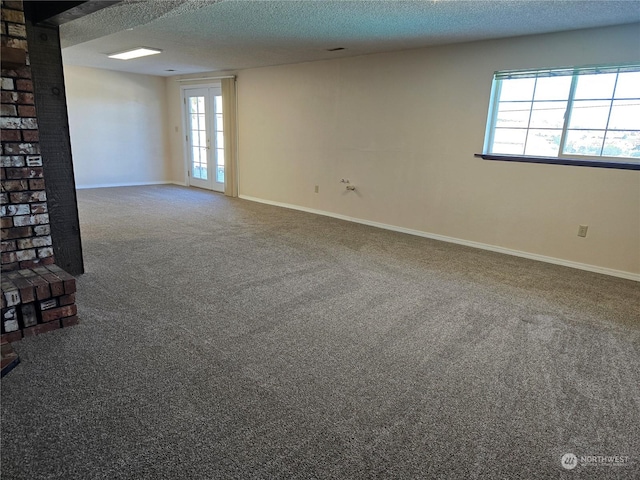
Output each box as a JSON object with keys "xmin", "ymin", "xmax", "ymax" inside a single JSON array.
[{"xmin": 189, "ymin": 95, "xmax": 208, "ymax": 180}]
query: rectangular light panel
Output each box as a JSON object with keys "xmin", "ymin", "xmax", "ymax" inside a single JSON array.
[{"xmin": 108, "ymin": 47, "xmax": 162, "ymax": 60}]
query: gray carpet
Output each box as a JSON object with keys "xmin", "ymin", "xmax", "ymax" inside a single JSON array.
[{"xmin": 2, "ymin": 184, "xmax": 639, "ymax": 479}]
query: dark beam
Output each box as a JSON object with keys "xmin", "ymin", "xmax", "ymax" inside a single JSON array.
[
  {"xmin": 24, "ymin": 1, "xmax": 121, "ymax": 27},
  {"xmin": 24, "ymin": 16, "xmax": 85, "ymax": 275}
]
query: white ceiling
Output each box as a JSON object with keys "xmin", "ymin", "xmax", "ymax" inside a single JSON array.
[{"xmin": 60, "ymin": 0, "xmax": 640, "ymax": 77}]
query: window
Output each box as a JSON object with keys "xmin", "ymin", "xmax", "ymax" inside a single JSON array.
[{"xmin": 481, "ymin": 64, "xmax": 640, "ymax": 168}]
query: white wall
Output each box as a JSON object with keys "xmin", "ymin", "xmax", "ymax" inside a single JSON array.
[
  {"xmin": 65, "ymin": 65, "xmax": 171, "ymax": 188},
  {"xmin": 233, "ymin": 24, "xmax": 640, "ymax": 278}
]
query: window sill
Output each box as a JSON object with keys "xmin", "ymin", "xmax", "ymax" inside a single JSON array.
[{"xmin": 474, "ymin": 153, "xmax": 640, "ymax": 171}]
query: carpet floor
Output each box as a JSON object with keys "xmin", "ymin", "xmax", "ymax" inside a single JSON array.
[{"xmin": 1, "ymin": 185, "xmax": 639, "ymax": 479}]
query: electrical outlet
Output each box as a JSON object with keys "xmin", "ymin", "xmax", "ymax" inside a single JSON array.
[
  {"xmin": 577, "ymin": 225, "xmax": 588, "ymax": 237},
  {"xmin": 314, "ymin": 185, "xmax": 319, "ymax": 193}
]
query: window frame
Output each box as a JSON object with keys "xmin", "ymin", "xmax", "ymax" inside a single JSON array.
[{"xmin": 478, "ymin": 63, "xmax": 640, "ymax": 170}]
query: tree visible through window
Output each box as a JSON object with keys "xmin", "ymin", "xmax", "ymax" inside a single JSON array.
[{"xmin": 484, "ymin": 65, "xmax": 640, "ymax": 161}]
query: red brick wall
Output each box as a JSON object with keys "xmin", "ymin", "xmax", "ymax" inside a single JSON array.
[
  {"xmin": 1, "ymin": 1, "xmax": 79, "ymax": 344},
  {"xmin": 1, "ymin": 264, "xmax": 78, "ymax": 343},
  {"xmin": 1, "ymin": 0, "xmax": 54, "ymax": 271}
]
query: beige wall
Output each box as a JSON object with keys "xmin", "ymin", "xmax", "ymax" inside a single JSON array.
[
  {"xmin": 232, "ymin": 24, "xmax": 640, "ymax": 277},
  {"xmin": 65, "ymin": 65, "xmax": 171, "ymax": 188},
  {"xmin": 165, "ymin": 76, "xmax": 186, "ymax": 185}
]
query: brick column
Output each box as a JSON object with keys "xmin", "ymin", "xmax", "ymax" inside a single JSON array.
[
  {"xmin": 1, "ymin": 0, "xmax": 54, "ymax": 271},
  {"xmin": 1, "ymin": 1, "xmax": 78, "ymax": 346}
]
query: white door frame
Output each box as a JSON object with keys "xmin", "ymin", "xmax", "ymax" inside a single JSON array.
[{"xmin": 181, "ymin": 83, "xmax": 224, "ymax": 192}]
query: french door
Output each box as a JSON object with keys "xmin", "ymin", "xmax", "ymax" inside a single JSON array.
[{"xmin": 183, "ymin": 86, "xmax": 225, "ymax": 192}]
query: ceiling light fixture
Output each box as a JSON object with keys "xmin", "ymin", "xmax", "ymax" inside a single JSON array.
[{"xmin": 107, "ymin": 47, "xmax": 162, "ymax": 60}]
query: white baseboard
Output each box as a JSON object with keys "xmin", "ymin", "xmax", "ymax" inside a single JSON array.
[
  {"xmin": 239, "ymin": 195, "xmax": 639, "ymax": 282},
  {"xmin": 76, "ymin": 181, "xmax": 179, "ymax": 190}
]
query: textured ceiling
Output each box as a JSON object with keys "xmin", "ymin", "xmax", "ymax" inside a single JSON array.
[{"xmin": 60, "ymin": 0, "xmax": 640, "ymax": 77}]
